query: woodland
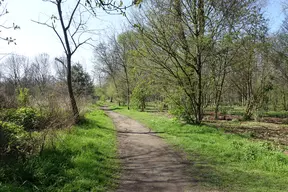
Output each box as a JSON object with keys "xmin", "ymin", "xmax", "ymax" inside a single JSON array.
[{"xmin": 1, "ymin": 0, "xmax": 288, "ymax": 191}]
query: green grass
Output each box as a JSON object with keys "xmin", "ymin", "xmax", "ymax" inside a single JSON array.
[
  {"xmin": 206, "ymin": 105, "xmax": 288, "ymax": 118},
  {"xmin": 262, "ymin": 111, "xmax": 288, "ymax": 118},
  {"xmin": 0, "ymin": 106, "xmax": 119, "ymax": 192},
  {"xmin": 113, "ymin": 106, "xmax": 288, "ymax": 192}
]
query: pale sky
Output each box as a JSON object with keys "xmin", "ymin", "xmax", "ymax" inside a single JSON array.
[
  {"xmin": 0, "ymin": 0, "xmax": 286, "ymax": 74},
  {"xmin": 0, "ymin": 0, "xmax": 129, "ymax": 72}
]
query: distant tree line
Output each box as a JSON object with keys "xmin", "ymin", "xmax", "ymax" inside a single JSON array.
[
  {"xmin": 0, "ymin": 53, "xmax": 94, "ymax": 158},
  {"xmin": 94, "ymin": 0, "xmax": 288, "ymax": 124}
]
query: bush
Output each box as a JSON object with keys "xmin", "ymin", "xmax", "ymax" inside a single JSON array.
[
  {"xmin": 0, "ymin": 108, "xmax": 16, "ymax": 121},
  {"xmin": 9, "ymin": 107, "xmax": 42, "ymax": 131},
  {"xmin": 167, "ymin": 95, "xmax": 196, "ymax": 123},
  {"xmin": 15, "ymin": 108, "xmax": 42, "ymax": 130},
  {"xmin": 16, "ymin": 88, "xmax": 29, "ymax": 107},
  {"xmin": 131, "ymin": 80, "xmax": 152, "ymax": 111},
  {"xmin": 0, "ymin": 121, "xmax": 29, "ymax": 156},
  {"xmin": 0, "ymin": 107, "xmax": 44, "ymax": 131}
]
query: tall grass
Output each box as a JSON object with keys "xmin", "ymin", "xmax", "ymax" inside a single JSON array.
[
  {"xmin": 115, "ymin": 107, "xmax": 288, "ymax": 192},
  {"xmin": 0, "ymin": 107, "xmax": 119, "ymax": 192}
]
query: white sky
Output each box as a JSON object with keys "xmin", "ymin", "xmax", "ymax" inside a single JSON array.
[
  {"xmin": 0, "ymin": 0, "xmax": 130, "ymax": 72},
  {"xmin": 0, "ymin": 0, "xmax": 285, "ymax": 74}
]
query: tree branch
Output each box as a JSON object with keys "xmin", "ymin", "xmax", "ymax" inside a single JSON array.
[
  {"xmin": 66, "ymin": 0, "xmax": 81, "ymax": 31},
  {"xmin": 31, "ymin": 19, "xmax": 68, "ymax": 54},
  {"xmin": 71, "ymin": 38, "xmax": 91, "ymax": 55}
]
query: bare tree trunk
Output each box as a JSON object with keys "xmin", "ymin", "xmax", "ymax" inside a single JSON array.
[
  {"xmin": 174, "ymin": 0, "xmax": 204, "ymax": 124},
  {"xmin": 123, "ymin": 65, "xmax": 130, "ymax": 110},
  {"xmin": 214, "ymin": 69, "xmax": 227, "ymax": 120},
  {"xmin": 282, "ymin": 92, "xmax": 287, "ymax": 111},
  {"xmin": 56, "ymin": 1, "xmax": 81, "ymax": 124},
  {"xmin": 195, "ymin": 0, "xmax": 205, "ymax": 124},
  {"xmin": 111, "ymin": 76, "xmax": 120, "ymax": 106},
  {"xmin": 67, "ymin": 56, "xmax": 80, "ymax": 123}
]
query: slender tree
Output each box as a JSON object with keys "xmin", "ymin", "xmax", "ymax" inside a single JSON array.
[
  {"xmin": 129, "ymin": 0, "xmax": 267, "ymax": 123},
  {"xmin": 33, "ymin": 0, "xmax": 93, "ymax": 123}
]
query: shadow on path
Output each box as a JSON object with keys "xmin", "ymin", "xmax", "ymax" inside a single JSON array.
[{"xmin": 104, "ymin": 108, "xmax": 217, "ymax": 192}]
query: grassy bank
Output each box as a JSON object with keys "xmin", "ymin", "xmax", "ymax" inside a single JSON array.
[
  {"xmin": 0, "ymin": 107, "xmax": 119, "ymax": 192},
  {"xmin": 113, "ymin": 107, "xmax": 288, "ymax": 192}
]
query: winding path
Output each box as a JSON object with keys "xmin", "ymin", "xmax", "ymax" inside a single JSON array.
[{"xmin": 105, "ymin": 109, "xmax": 205, "ymax": 192}]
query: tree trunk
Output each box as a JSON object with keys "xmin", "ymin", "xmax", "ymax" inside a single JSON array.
[
  {"xmin": 56, "ymin": 1, "xmax": 80, "ymax": 124},
  {"xmin": 214, "ymin": 69, "xmax": 226, "ymax": 120},
  {"xmin": 244, "ymin": 99, "xmax": 254, "ymax": 120},
  {"xmin": 195, "ymin": 0, "xmax": 205, "ymax": 124},
  {"xmin": 283, "ymin": 93, "xmax": 287, "ymax": 111},
  {"xmin": 141, "ymin": 99, "xmax": 145, "ymax": 112},
  {"xmin": 111, "ymin": 76, "xmax": 120, "ymax": 106},
  {"xmin": 67, "ymin": 56, "xmax": 80, "ymax": 124},
  {"xmin": 215, "ymin": 104, "xmax": 219, "ymax": 120},
  {"xmin": 124, "ymin": 66, "xmax": 130, "ymax": 110}
]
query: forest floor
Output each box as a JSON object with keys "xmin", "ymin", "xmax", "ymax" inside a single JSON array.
[{"xmin": 104, "ymin": 108, "xmax": 216, "ymax": 192}]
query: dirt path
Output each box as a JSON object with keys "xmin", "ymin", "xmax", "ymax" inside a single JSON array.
[{"xmin": 105, "ymin": 109, "xmax": 204, "ymax": 192}]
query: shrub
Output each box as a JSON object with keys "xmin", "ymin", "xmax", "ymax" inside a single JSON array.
[
  {"xmin": 131, "ymin": 80, "xmax": 152, "ymax": 111},
  {"xmin": 0, "ymin": 107, "xmax": 43, "ymax": 131},
  {"xmin": 12, "ymin": 107, "xmax": 42, "ymax": 131},
  {"xmin": 167, "ymin": 95, "xmax": 196, "ymax": 123},
  {"xmin": 0, "ymin": 108, "xmax": 16, "ymax": 121},
  {"xmin": 16, "ymin": 88, "xmax": 29, "ymax": 107},
  {"xmin": 0, "ymin": 120, "xmax": 29, "ymax": 156}
]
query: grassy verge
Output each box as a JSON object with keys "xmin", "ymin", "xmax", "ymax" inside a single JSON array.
[
  {"xmin": 113, "ymin": 106, "xmax": 288, "ymax": 192},
  {"xmin": 0, "ymin": 106, "xmax": 119, "ymax": 192},
  {"xmin": 206, "ymin": 106, "xmax": 288, "ymax": 119}
]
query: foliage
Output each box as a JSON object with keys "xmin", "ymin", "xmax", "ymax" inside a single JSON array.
[
  {"xmin": 131, "ymin": 80, "xmax": 151, "ymax": 111},
  {"xmin": 123, "ymin": 0, "xmax": 268, "ymax": 123},
  {"xmin": 0, "ymin": 107, "xmax": 119, "ymax": 191},
  {"xmin": 0, "ymin": 121, "xmax": 29, "ymax": 157},
  {"xmin": 16, "ymin": 88, "xmax": 29, "ymax": 107},
  {"xmin": 72, "ymin": 63, "xmax": 94, "ymax": 97},
  {"xmin": 166, "ymin": 88, "xmax": 196, "ymax": 123},
  {"xmin": 13, "ymin": 108, "xmax": 42, "ymax": 131},
  {"xmin": 0, "ymin": 107, "xmax": 45, "ymax": 158},
  {"xmin": 1, "ymin": 107, "xmax": 42, "ymax": 131}
]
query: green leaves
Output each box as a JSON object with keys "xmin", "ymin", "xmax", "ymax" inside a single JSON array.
[
  {"xmin": 71, "ymin": 63, "xmax": 94, "ymax": 97},
  {"xmin": 133, "ymin": 0, "xmax": 143, "ymax": 6}
]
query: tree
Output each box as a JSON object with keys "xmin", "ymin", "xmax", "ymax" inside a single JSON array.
[
  {"xmin": 33, "ymin": 0, "xmax": 94, "ymax": 123},
  {"xmin": 228, "ymin": 36, "xmax": 272, "ymax": 120},
  {"xmin": 94, "ymin": 41, "xmax": 121, "ymax": 104},
  {"xmin": 129, "ymin": 0, "xmax": 267, "ymax": 124},
  {"xmin": 270, "ymin": 13, "xmax": 288, "ymax": 111},
  {"xmin": 33, "ymin": 0, "xmax": 146, "ymax": 123},
  {"xmin": 2, "ymin": 54, "xmax": 29, "ymax": 88},
  {"xmin": 31, "ymin": 53, "xmax": 52, "ymax": 93},
  {"xmin": 115, "ymin": 33, "xmax": 132, "ymax": 109},
  {"xmin": 71, "ymin": 63, "xmax": 94, "ymax": 97}
]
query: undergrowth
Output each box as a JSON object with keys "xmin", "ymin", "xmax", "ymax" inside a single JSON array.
[{"xmin": 0, "ymin": 106, "xmax": 119, "ymax": 192}]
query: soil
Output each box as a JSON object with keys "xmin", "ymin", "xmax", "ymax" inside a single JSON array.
[
  {"xmin": 202, "ymin": 112, "xmax": 288, "ymax": 146},
  {"xmin": 205, "ymin": 120, "xmax": 288, "ymax": 146},
  {"xmin": 104, "ymin": 109, "xmax": 214, "ymax": 192}
]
